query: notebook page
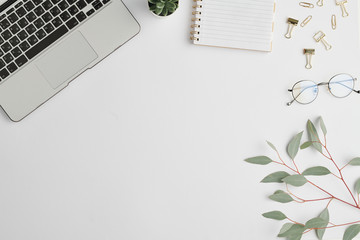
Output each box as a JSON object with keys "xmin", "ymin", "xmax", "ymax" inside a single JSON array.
[{"xmin": 192, "ymin": 0, "xmax": 275, "ymax": 52}]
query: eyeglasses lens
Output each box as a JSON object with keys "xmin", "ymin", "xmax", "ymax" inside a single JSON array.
[
  {"xmin": 292, "ymin": 80, "xmax": 318, "ymax": 104},
  {"xmin": 328, "ymin": 74, "xmax": 354, "ymax": 98}
]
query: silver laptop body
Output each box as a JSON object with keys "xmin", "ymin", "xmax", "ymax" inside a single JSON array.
[{"xmin": 0, "ymin": 0, "xmax": 140, "ymax": 121}]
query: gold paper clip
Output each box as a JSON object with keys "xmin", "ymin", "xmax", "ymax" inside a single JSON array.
[
  {"xmin": 317, "ymin": 0, "xmax": 324, "ymax": 6},
  {"xmin": 331, "ymin": 15, "xmax": 336, "ymax": 30},
  {"xmin": 285, "ymin": 18, "xmax": 298, "ymax": 39},
  {"xmin": 304, "ymin": 49, "xmax": 315, "ymax": 69},
  {"xmin": 301, "ymin": 15, "xmax": 312, "ymax": 27},
  {"xmin": 299, "ymin": 2, "xmax": 314, "ymax": 8},
  {"xmin": 336, "ymin": 0, "xmax": 349, "ymax": 17},
  {"xmin": 314, "ymin": 31, "xmax": 332, "ymax": 50}
]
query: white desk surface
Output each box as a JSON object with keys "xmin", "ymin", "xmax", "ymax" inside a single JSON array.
[{"xmin": 1, "ymin": 0, "xmax": 360, "ymax": 239}]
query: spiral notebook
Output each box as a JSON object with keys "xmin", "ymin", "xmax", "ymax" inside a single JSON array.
[{"xmin": 190, "ymin": 0, "xmax": 276, "ymax": 52}]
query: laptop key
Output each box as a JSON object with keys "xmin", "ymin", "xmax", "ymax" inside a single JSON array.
[
  {"xmin": 43, "ymin": 23, "xmax": 54, "ymax": 33},
  {"xmin": 15, "ymin": 2, "xmax": 23, "ymax": 8},
  {"xmin": 15, "ymin": 7, "xmax": 27, "ymax": 17},
  {"xmin": 60, "ymin": 11, "xmax": 70, "ymax": 21},
  {"xmin": 1, "ymin": 30, "xmax": 11, "ymax": 40},
  {"xmin": 27, "ymin": 35, "xmax": 38, "ymax": 45},
  {"xmin": 50, "ymin": 6, "xmax": 61, "ymax": 16},
  {"xmin": 92, "ymin": 1, "xmax": 102, "ymax": 10},
  {"xmin": 0, "ymin": 68, "xmax": 10, "ymax": 79},
  {"xmin": 9, "ymin": 36, "xmax": 20, "ymax": 47},
  {"xmin": 24, "ymin": 1, "xmax": 35, "ymax": 11},
  {"xmin": 11, "ymin": 47, "xmax": 21, "ymax": 58},
  {"xmin": 68, "ymin": 6, "xmax": 78, "ymax": 15},
  {"xmin": 19, "ymin": 41, "xmax": 30, "ymax": 51},
  {"xmin": 6, "ymin": 8, "xmax": 14, "ymax": 15},
  {"xmin": 51, "ymin": 17, "xmax": 62, "ymax": 27},
  {"xmin": 42, "ymin": 12, "xmax": 53, "ymax": 22},
  {"xmin": 15, "ymin": 55, "xmax": 28, "ymax": 67},
  {"xmin": 85, "ymin": 0, "xmax": 94, "ymax": 4},
  {"xmin": 25, "ymin": 24, "xmax": 36, "ymax": 34},
  {"xmin": 34, "ymin": 0, "xmax": 43, "ymax": 5},
  {"xmin": 0, "ymin": 19, "xmax": 10, "ymax": 29},
  {"xmin": 8, "ymin": 13, "xmax": 18, "ymax": 24},
  {"xmin": 75, "ymin": 12, "xmax": 86, "ymax": 22},
  {"xmin": 7, "ymin": 62, "xmax": 18, "ymax": 73},
  {"xmin": 51, "ymin": 0, "xmax": 61, "ymax": 4},
  {"xmin": 9, "ymin": 23, "xmax": 20, "ymax": 34},
  {"xmin": 25, "ymin": 25, "xmax": 68, "ymax": 60},
  {"xmin": 35, "ymin": 29, "xmax": 46, "ymax": 39},
  {"xmin": 58, "ymin": 0, "xmax": 69, "ymax": 10},
  {"xmin": 102, "ymin": 0, "xmax": 110, "ymax": 4},
  {"xmin": 26, "ymin": 12, "xmax": 37, "ymax": 22},
  {"xmin": 86, "ymin": 9, "xmax": 94, "ymax": 16},
  {"xmin": 0, "ymin": 59, "xmax": 5, "ymax": 68},
  {"xmin": 1, "ymin": 42, "xmax": 11, "ymax": 52},
  {"xmin": 42, "ymin": 0, "xmax": 53, "ymax": 10},
  {"xmin": 34, "ymin": 18, "xmax": 44, "ymax": 28},
  {"xmin": 34, "ymin": 6, "xmax": 45, "ymax": 16},
  {"xmin": 3, "ymin": 53, "xmax": 14, "ymax": 63},
  {"xmin": 76, "ymin": 0, "xmax": 86, "ymax": 9},
  {"xmin": 0, "ymin": 37, "xmax": 3, "ymax": 45},
  {"xmin": 66, "ymin": 0, "xmax": 76, "ymax": 5},
  {"xmin": 17, "ymin": 30, "xmax": 28, "ymax": 40},
  {"xmin": 65, "ymin": 17, "xmax": 78, "ymax": 29},
  {"xmin": 0, "ymin": 50, "xmax": 3, "ymax": 57},
  {"xmin": 18, "ymin": 18, "xmax": 29, "ymax": 28}
]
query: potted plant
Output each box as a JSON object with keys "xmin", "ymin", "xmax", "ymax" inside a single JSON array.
[{"xmin": 148, "ymin": 0, "xmax": 179, "ymax": 17}]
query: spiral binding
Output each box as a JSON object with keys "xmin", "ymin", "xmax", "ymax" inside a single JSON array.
[{"xmin": 190, "ymin": 0, "xmax": 202, "ymax": 41}]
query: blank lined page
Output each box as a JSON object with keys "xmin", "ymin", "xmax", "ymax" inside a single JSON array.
[{"xmin": 192, "ymin": 0, "xmax": 275, "ymax": 52}]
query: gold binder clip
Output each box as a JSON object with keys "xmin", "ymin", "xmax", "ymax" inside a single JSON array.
[
  {"xmin": 301, "ymin": 15, "xmax": 312, "ymax": 27},
  {"xmin": 285, "ymin": 18, "xmax": 298, "ymax": 39},
  {"xmin": 317, "ymin": 0, "xmax": 324, "ymax": 6},
  {"xmin": 336, "ymin": 0, "xmax": 349, "ymax": 17},
  {"xmin": 299, "ymin": 2, "xmax": 314, "ymax": 8},
  {"xmin": 304, "ymin": 49, "xmax": 315, "ymax": 69},
  {"xmin": 314, "ymin": 31, "xmax": 332, "ymax": 50},
  {"xmin": 331, "ymin": 15, "xmax": 336, "ymax": 30}
]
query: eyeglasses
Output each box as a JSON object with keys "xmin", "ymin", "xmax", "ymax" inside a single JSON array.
[{"xmin": 287, "ymin": 73, "xmax": 360, "ymax": 106}]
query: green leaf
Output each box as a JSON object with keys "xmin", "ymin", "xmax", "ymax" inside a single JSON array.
[
  {"xmin": 244, "ymin": 156, "xmax": 272, "ymax": 165},
  {"xmin": 261, "ymin": 171, "xmax": 290, "ymax": 183},
  {"xmin": 319, "ymin": 117, "xmax": 327, "ymax": 136},
  {"xmin": 300, "ymin": 141, "xmax": 312, "ymax": 150},
  {"xmin": 262, "ymin": 211, "xmax": 287, "ymax": 220},
  {"xmin": 278, "ymin": 224, "xmax": 306, "ymax": 238},
  {"xmin": 343, "ymin": 224, "xmax": 360, "ymax": 240},
  {"xmin": 316, "ymin": 208, "xmax": 329, "ymax": 240},
  {"xmin": 305, "ymin": 217, "xmax": 328, "ymax": 229},
  {"xmin": 349, "ymin": 158, "xmax": 360, "ymax": 166},
  {"xmin": 266, "ymin": 141, "xmax": 277, "ymax": 151},
  {"xmin": 283, "ymin": 175, "xmax": 307, "ymax": 187},
  {"xmin": 288, "ymin": 235, "xmax": 302, "ymax": 240},
  {"xmin": 354, "ymin": 178, "xmax": 360, "ymax": 194},
  {"xmin": 307, "ymin": 120, "xmax": 322, "ymax": 153},
  {"xmin": 154, "ymin": 7, "xmax": 162, "ymax": 15},
  {"xmin": 269, "ymin": 190, "xmax": 293, "ymax": 203},
  {"xmin": 156, "ymin": 2, "xmax": 165, "ymax": 8},
  {"xmin": 287, "ymin": 132, "xmax": 303, "ymax": 160},
  {"xmin": 279, "ymin": 223, "xmax": 293, "ymax": 235},
  {"xmin": 302, "ymin": 166, "xmax": 331, "ymax": 176}
]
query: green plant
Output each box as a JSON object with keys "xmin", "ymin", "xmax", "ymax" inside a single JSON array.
[
  {"xmin": 245, "ymin": 117, "xmax": 360, "ymax": 240},
  {"xmin": 148, "ymin": 0, "xmax": 178, "ymax": 17}
]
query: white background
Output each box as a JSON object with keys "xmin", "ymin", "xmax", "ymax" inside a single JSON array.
[{"xmin": 1, "ymin": 0, "xmax": 360, "ymax": 239}]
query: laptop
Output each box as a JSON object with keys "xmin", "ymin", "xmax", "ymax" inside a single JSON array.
[{"xmin": 0, "ymin": 0, "xmax": 140, "ymax": 121}]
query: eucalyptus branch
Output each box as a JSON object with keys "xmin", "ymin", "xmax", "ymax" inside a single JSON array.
[{"xmin": 245, "ymin": 117, "xmax": 360, "ymax": 240}]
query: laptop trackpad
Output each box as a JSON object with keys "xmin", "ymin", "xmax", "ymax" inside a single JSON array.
[{"xmin": 36, "ymin": 31, "xmax": 98, "ymax": 89}]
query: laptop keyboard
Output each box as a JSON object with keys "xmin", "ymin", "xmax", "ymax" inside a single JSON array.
[{"xmin": 0, "ymin": 0, "xmax": 110, "ymax": 82}]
